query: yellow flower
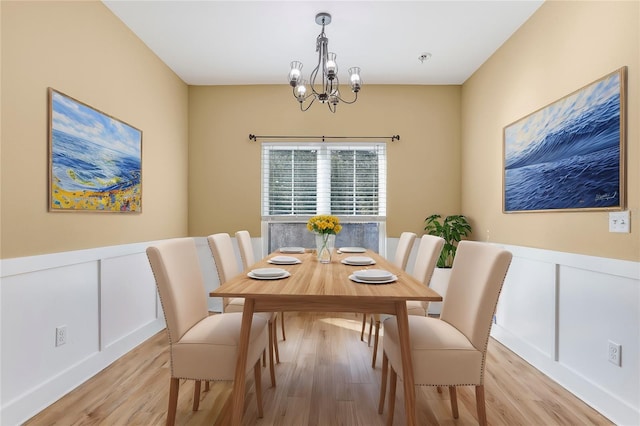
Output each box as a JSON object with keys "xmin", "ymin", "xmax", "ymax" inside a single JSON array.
[{"xmin": 307, "ymin": 215, "xmax": 342, "ymax": 235}]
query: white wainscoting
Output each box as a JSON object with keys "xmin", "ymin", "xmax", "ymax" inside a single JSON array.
[
  {"xmin": 0, "ymin": 242, "xmax": 161, "ymax": 425},
  {"xmin": 491, "ymin": 244, "xmax": 639, "ymax": 426},
  {"xmin": 0, "ymin": 238, "xmax": 225, "ymax": 425},
  {"xmin": 1, "ymin": 239, "xmax": 638, "ymax": 425}
]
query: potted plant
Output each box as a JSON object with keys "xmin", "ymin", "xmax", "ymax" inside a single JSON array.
[
  {"xmin": 424, "ymin": 214, "xmax": 472, "ymax": 268},
  {"xmin": 424, "ymin": 214, "xmax": 472, "ymax": 315}
]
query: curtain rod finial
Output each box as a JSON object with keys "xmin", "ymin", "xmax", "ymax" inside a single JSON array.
[
  {"xmin": 249, "ymin": 134, "xmax": 257, "ymax": 141},
  {"xmin": 392, "ymin": 135, "xmax": 400, "ymax": 141}
]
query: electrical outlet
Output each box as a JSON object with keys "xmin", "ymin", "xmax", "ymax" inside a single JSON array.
[
  {"xmin": 608, "ymin": 341, "xmax": 621, "ymax": 366},
  {"xmin": 56, "ymin": 326, "xmax": 67, "ymax": 347}
]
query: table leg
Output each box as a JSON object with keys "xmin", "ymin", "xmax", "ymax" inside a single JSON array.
[
  {"xmin": 230, "ymin": 298, "xmax": 255, "ymax": 426},
  {"xmin": 394, "ymin": 301, "xmax": 416, "ymax": 426}
]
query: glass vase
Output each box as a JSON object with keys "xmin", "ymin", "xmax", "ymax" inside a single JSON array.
[{"xmin": 315, "ymin": 233, "xmax": 336, "ymax": 264}]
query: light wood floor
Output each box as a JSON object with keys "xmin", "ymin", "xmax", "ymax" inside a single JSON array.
[{"xmin": 25, "ymin": 312, "xmax": 613, "ymax": 426}]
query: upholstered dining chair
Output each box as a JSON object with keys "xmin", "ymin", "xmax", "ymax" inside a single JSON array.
[
  {"xmin": 146, "ymin": 238, "xmax": 269, "ymax": 426},
  {"xmin": 361, "ymin": 231, "xmax": 417, "ymax": 342},
  {"xmin": 207, "ymin": 232, "xmax": 279, "ymax": 388},
  {"xmin": 393, "ymin": 231, "xmax": 419, "ymax": 270},
  {"xmin": 236, "ymin": 230, "xmax": 287, "ymax": 341},
  {"xmin": 367, "ymin": 235, "xmax": 444, "ymax": 368},
  {"xmin": 378, "ymin": 241, "xmax": 513, "ymax": 426}
]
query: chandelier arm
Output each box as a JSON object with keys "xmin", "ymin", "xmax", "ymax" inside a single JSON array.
[
  {"xmin": 336, "ymin": 91, "xmax": 358, "ymax": 105},
  {"xmin": 309, "ymin": 58, "xmax": 322, "ymax": 97},
  {"xmin": 317, "ymin": 29, "xmax": 329, "ymax": 96},
  {"xmin": 322, "ymin": 51, "xmax": 328, "ymax": 96},
  {"xmin": 300, "ymin": 97, "xmax": 316, "ymax": 112},
  {"xmin": 328, "ymin": 78, "xmax": 335, "ymax": 96}
]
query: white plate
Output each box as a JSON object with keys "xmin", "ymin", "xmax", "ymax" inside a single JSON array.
[
  {"xmin": 250, "ymin": 267, "xmax": 288, "ymax": 278},
  {"xmin": 279, "ymin": 247, "xmax": 305, "ymax": 253},
  {"xmin": 353, "ymin": 269, "xmax": 394, "ymax": 281},
  {"xmin": 341, "ymin": 256, "xmax": 375, "ymax": 266},
  {"xmin": 339, "ymin": 247, "xmax": 367, "ymax": 253},
  {"xmin": 248, "ymin": 271, "xmax": 291, "ymax": 280},
  {"xmin": 268, "ymin": 256, "xmax": 301, "ymax": 265},
  {"xmin": 349, "ymin": 274, "xmax": 397, "ymax": 285}
]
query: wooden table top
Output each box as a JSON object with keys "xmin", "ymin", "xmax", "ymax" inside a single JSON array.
[
  {"xmin": 211, "ymin": 250, "xmax": 442, "ymax": 306},
  {"xmin": 211, "ymin": 248, "xmax": 438, "ymax": 426}
]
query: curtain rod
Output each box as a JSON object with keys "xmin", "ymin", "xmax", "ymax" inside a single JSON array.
[{"xmin": 249, "ymin": 134, "xmax": 400, "ymax": 142}]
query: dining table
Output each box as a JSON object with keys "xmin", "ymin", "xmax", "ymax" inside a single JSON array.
[{"xmin": 210, "ymin": 247, "xmax": 443, "ymax": 426}]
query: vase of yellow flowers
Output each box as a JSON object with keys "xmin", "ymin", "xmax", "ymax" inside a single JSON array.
[{"xmin": 307, "ymin": 215, "xmax": 342, "ymax": 263}]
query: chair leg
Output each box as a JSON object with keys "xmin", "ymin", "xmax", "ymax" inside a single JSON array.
[
  {"xmin": 387, "ymin": 366, "xmax": 397, "ymax": 426},
  {"xmin": 167, "ymin": 377, "xmax": 179, "ymax": 426},
  {"xmin": 262, "ymin": 349, "xmax": 266, "ymax": 367},
  {"xmin": 371, "ymin": 319, "xmax": 381, "ymax": 368},
  {"xmin": 367, "ymin": 317, "xmax": 374, "ymax": 346},
  {"xmin": 378, "ymin": 352, "xmax": 389, "ymax": 414},
  {"xmin": 280, "ymin": 311, "xmax": 286, "ymax": 340},
  {"xmin": 360, "ymin": 314, "xmax": 367, "ymax": 341},
  {"xmin": 449, "ymin": 386, "xmax": 459, "ymax": 419},
  {"xmin": 268, "ymin": 321, "xmax": 276, "ymax": 387},
  {"xmin": 192, "ymin": 380, "xmax": 201, "ymax": 411},
  {"xmin": 273, "ymin": 320, "xmax": 281, "ymax": 364},
  {"xmin": 476, "ymin": 385, "xmax": 487, "ymax": 426},
  {"xmin": 254, "ymin": 360, "xmax": 264, "ymax": 418}
]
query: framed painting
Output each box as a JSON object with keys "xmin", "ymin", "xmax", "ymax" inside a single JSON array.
[
  {"xmin": 503, "ymin": 67, "xmax": 626, "ymax": 213},
  {"xmin": 48, "ymin": 88, "xmax": 142, "ymax": 212}
]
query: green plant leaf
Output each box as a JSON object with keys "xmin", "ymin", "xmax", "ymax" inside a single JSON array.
[{"xmin": 424, "ymin": 213, "xmax": 472, "ymax": 268}]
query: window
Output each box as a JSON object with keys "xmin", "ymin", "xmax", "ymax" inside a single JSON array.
[{"xmin": 262, "ymin": 142, "xmax": 386, "ymax": 253}]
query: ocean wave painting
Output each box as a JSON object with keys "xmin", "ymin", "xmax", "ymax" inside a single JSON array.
[
  {"xmin": 48, "ymin": 89, "xmax": 142, "ymax": 212},
  {"xmin": 503, "ymin": 68, "xmax": 625, "ymax": 212}
]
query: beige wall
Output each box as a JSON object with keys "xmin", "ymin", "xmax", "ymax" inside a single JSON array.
[
  {"xmin": 188, "ymin": 84, "xmax": 461, "ymax": 238},
  {"xmin": 462, "ymin": 0, "xmax": 639, "ymax": 261},
  {"xmin": 4, "ymin": 0, "xmax": 637, "ymax": 262},
  {"xmin": 0, "ymin": 1, "xmax": 189, "ymax": 259}
]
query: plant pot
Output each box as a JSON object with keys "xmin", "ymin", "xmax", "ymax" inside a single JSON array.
[
  {"xmin": 428, "ymin": 267, "xmax": 451, "ymax": 315},
  {"xmin": 315, "ymin": 233, "xmax": 336, "ymax": 264}
]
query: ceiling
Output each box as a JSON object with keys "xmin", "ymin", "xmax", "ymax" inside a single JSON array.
[{"xmin": 102, "ymin": 1, "xmax": 544, "ymax": 86}]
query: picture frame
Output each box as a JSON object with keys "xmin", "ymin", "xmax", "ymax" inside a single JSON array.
[
  {"xmin": 48, "ymin": 88, "xmax": 142, "ymax": 212},
  {"xmin": 503, "ymin": 67, "xmax": 626, "ymax": 213}
]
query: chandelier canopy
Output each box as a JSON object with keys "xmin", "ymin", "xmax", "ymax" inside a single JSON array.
[{"xmin": 287, "ymin": 13, "xmax": 362, "ymax": 113}]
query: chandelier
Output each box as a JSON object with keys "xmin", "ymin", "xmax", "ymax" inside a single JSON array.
[{"xmin": 287, "ymin": 13, "xmax": 362, "ymax": 113}]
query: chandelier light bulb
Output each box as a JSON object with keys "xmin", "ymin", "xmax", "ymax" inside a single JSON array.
[
  {"xmin": 288, "ymin": 61, "xmax": 304, "ymax": 87},
  {"xmin": 295, "ymin": 80, "xmax": 308, "ymax": 102},
  {"xmin": 326, "ymin": 53, "xmax": 338, "ymax": 80},
  {"xmin": 348, "ymin": 67, "xmax": 361, "ymax": 92}
]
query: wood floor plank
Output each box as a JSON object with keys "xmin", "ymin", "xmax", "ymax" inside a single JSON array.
[{"xmin": 24, "ymin": 312, "xmax": 613, "ymax": 426}]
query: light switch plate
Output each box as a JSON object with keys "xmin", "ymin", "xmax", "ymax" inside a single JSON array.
[{"xmin": 609, "ymin": 211, "xmax": 630, "ymax": 233}]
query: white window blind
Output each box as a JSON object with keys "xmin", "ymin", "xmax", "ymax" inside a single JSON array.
[{"xmin": 262, "ymin": 142, "xmax": 387, "ymax": 219}]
